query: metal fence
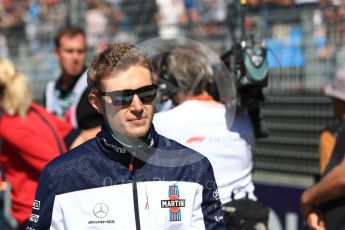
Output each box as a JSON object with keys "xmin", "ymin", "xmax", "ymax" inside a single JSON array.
[
  {"xmin": 0, "ymin": 0, "xmax": 232, "ymax": 101},
  {"xmin": 1, "ymin": 1, "xmax": 337, "ymax": 96}
]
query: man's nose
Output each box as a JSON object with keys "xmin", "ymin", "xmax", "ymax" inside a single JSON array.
[
  {"xmin": 129, "ymin": 95, "xmax": 144, "ymax": 112},
  {"xmin": 71, "ymin": 50, "xmax": 84, "ymax": 58}
]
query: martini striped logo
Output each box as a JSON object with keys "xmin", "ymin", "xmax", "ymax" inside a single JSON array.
[{"xmin": 161, "ymin": 185, "xmax": 185, "ymax": 221}]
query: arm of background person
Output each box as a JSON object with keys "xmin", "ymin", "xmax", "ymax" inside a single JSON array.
[
  {"xmin": 301, "ymin": 124, "xmax": 345, "ymax": 220},
  {"xmin": 69, "ymin": 126, "xmax": 101, "ymax": 149},
  {"xmin": 301, "ymin": 157, "xmax": 345, "ymax": 219},
  {"xmin": 80, "ymin": 125, "xmax": 101, "ymax": 140},
  {"xmin": 47, "ymin": 110, "xmax": 100, "ymax": 149}
]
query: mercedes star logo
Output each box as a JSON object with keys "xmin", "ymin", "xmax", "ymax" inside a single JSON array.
[{"xmin": 93, "ymin": 203, "xmax": 109, "ymax": 218}]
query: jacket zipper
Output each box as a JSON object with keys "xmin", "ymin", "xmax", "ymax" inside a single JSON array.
[{"xmin": 129, "ymin": 155, "xmax": 141, "ymax": 230}]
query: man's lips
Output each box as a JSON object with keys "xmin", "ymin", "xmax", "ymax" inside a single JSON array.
[
  {"xmin": 128, "ymin": 117, "xmax": 147, "ymax": 124},
  {"xmin": 70, "ymin": 65, "xmax": 80, "ymax": 72}
]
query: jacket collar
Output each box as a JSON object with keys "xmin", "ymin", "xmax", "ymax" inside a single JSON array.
[{"xmin": 96, "ymin": 122, "xmax": 159, "ymax": 166}]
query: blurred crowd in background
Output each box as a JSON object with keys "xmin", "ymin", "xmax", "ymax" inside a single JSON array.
[
  {"xmin": 0, "ymin": 0, "xmax": 229, "ymax": 57},
  {"xmin": 0, "ymin": 0, "xmax": 236, "ymax": 102},
  {"xmin": 1, "ymin": 0, "xmax": 345, "ymax": 96}
]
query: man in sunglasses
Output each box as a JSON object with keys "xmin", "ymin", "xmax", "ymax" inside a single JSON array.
[{"xmin": 27, "ymin": 43, "xmax": 226, "ymax": 230}]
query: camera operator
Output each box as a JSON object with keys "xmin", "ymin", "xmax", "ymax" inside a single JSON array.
[{"xmin": 153, "ymin": 44, "xmax": 269, "ymax": 229}]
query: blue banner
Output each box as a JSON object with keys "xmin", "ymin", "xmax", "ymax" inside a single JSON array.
[{"xmin": 254, "ymin": 182, "xmax": 307, "ymax": 230}]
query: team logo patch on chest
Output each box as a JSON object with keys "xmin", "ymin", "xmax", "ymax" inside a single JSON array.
[{"xmin": 161, "ymin": 185, "xmax": 185, "ymax": 221}]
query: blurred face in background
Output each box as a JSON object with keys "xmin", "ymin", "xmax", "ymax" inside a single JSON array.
[{"xmin": 55, "ymin": 34, "xmax": 86, "ymax": 78}]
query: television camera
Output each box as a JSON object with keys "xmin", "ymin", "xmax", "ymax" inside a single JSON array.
[
  {"xmin": 155, "ymin": 0, "xmax": 269, "ymax": 139},
  {"xmin": 221, "ymin": 0, "xmax": 269, "ymax": 138}
]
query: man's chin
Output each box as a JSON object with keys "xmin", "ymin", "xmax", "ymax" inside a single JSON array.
[
  {"xmin": 68, "ymin": 69, "xmax": 83, "ymax": 76},
  {"xmin": 127, "ymin": 126, "xmax": 150, "ymax": 138}
]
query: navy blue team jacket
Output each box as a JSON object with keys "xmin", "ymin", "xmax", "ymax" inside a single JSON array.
[{"xmin": 27, "ymin": 125, "xmax": 226, "ymax": 229}]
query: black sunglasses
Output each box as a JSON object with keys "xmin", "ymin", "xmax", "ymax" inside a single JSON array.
[{"xmin": 100, "ymin": 84, "xmax": 158, "ymax": 106}]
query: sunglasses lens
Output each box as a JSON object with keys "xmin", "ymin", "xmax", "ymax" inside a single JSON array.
[
  {"xmin": 112, "ymin": 95, "xmax": 134, "ymax": 105},
  {"xmin": 110, "ymin": 90, "xmax": 134, "ymax": 106},
  {"xmin": 137, "ymin": 85, "xmax": 157, "ymax": 103},
  {"xmin": 104, "ymin": 85, "xmax": 157, "ymax": 106}
]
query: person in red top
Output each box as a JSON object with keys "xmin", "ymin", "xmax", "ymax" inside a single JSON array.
[{"xmin": 0, "ymin": 59, "xmax": 88, "ymax": 229}]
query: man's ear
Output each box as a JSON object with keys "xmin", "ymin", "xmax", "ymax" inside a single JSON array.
[{"xmin": 89, "ymin": 93, "xmax": 103, "ymax": 114}]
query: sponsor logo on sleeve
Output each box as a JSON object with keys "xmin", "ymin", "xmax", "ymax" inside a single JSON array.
[
  {"xmin": 161, "ymin": 185, "xmax": 185, "ymax": 221},
  {"xmin": 214, "ymin": 215, "xmax": 224, "ymax": 222},
  {"xmin": 213, "ymin": 190, "xmax": 220, "ymax": 200},
  {"xmin": 32, "ymin": 200, "xmax": 40, "ymax": 210},
  {"xmin": 29, "ymin": 214, "xmax": 39, "ymax": 223}
]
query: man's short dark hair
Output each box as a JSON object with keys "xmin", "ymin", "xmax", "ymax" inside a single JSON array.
[
  {"xmin": 87, "ymin": 43, "xmax": 152, "ymax": 95},
  {"xmin": 54, "ymin": 25, "xmax": 85, "ymax": 48}
]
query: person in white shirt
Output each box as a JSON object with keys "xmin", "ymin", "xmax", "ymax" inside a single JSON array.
[{"xmin": 153, "ymin": 45, "xmax": 269, "ymax": 229}]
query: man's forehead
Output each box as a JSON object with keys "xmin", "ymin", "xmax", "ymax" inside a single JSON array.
[
  {"xmin": 106, "ymin": 65, "xmax": 151, "ymax": 78},
  {"xmin": 100, "ymin": 67, "xmax": 152, "ymax": 91},
  {"xmin": 59, "ymin": 35, "xmax": 85, "ymax": 46}
]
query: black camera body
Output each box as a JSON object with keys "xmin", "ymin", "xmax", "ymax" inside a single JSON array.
[
  {"xmin": 222, "ymin": 43, "xmax": 268, "ymax": 107},
  {"xmin": 221, "ymin": 43, "xmax": 269, "ymax": 139}
]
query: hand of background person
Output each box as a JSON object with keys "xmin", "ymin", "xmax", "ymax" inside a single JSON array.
[
  {"xmin": 300, "ymin": 190, "xmax": 325, "ymax": 230},
  {"xmin": 305, "ymin": 209, "xmax": 325, "ymax": 230},
  {"xmin": 300, "ymin": 187, "xmax": 315, "ymax": 220}
]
